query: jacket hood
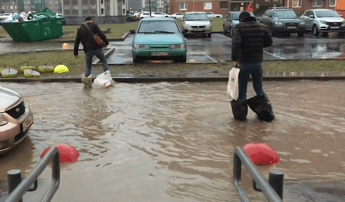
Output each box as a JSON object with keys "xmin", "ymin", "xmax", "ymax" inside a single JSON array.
[{"xmin": 241, "ymin": 16, "xmax": 257, "ymax": 22}]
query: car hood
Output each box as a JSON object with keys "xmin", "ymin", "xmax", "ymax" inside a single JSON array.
[
  {"xmin": 184, "ymin": 21, "xmax": 210, "ymax": 26},
  {"xmin": 317, "ymin": 17, "xmax": 344, "ymax": 22},
  {"xmin": 0, "ymin": 86, "xmax": 21, "ymax": 112},
  {"xmin": 134, "ymin": 34, "xmax": 184, "ymax": 44}
]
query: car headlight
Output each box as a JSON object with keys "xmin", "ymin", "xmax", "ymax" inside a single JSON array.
[
  {"xmin": 170, "ymin": 44, "xmax": 185, "ymax": 49},
  {"xmin": 319, "ymin": 20, "xmax": 327, "ymax": 25},
  {"xmin": 275, "ymin": 21, "xmax": 283, "ymax": 25},
  {"xmin": 300, "ymin": 21, "xmax": 305, "ymax": 25},
  {"xmin": 0, "ymin": 113, "xmax": 8, "ymax": 126},
  {"xmin": 134, "ymin": 44, "xmax": 149, "ymax": 49}
]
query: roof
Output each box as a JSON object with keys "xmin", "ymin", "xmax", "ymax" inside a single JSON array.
[{"xmin": 140, "ymin": 17, "xmax": 175, "ymax": 21}]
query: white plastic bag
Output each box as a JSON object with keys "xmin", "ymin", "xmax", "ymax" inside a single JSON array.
[
  {"xmin": 94, "ymin": 70, "xmax": 114, "ymax": 87},
  {"xmin": 227, "ymin": 67, "xmax": 240, "ymax": 100}
]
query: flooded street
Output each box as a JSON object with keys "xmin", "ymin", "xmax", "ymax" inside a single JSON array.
[{"xmin": 1, "ymin": 81, "xmax": 345, "ymax": 201}]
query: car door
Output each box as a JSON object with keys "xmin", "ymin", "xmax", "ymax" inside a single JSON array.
[
  {"xmin": 261, "ymin": 10, "xmax": 270, "ymax": 27},
  {"xmin": 302, "ymin": 10, "xmax": 313, "ymax": 31},
  {"xmin": 224, "ymin": 13, "xmax": 231, "ymax": 32}
]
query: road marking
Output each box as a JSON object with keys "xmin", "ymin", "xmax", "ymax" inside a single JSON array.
[
  {"xmin": 203, "ymin": 53, "xmax": 219, "ymax": 63},
  {"xmin": 215, "ymin": 33, "xmax": 232, "ymax": 41},
  {"xmin": 263, "ymin": 50, "xmax": 286, "ymax": 60}
]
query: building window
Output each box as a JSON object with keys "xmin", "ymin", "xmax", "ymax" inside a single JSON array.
[
  {"xmin": 101, "ymin": 0, "xmax": 103, "ymax": 4},
  {"xmin": 329, "ymin": 0, "xmax": 336, "ymax": 7},
  {"xmin": 123, "ymin": 8, "xmax": 125, "ymax": 14},
  {"xmin": 123, "ymin": 0, "xmax": 125, "ymax": 4},
  {"xmin": 64, "ymin": 0, "xmax": 70, "ymax": 5},
  {"xmin": 83, "ymin": 9, "xmax": 88, "ymax": 15},
  {"xmin": 101, "ymin": 8, "xmax": 104, "ymax": 14},
  {"xmin": 220, "ymin": 1, "xmax": 228, "ymax": 9},
  {"xmin": 72, "ymin": 0, "xmax": 78, "ymax": 5},
  {"xmin": 204, "ymin": 2, "xmax": 212, "ymax": 10},
  {"xmin": 179, "ymin": 2, "xmax": 187, "ymax": 10},
  {"xmin": 292, "ymin": 0, "xmax": 302, "ymax": 7},
  {"xmin": 313, "ymin": 0, "xmax": 322, "ymax": 7}
]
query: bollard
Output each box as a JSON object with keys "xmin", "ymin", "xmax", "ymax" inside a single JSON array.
[
  {"xmin": 268, "ymin": 169, "xmax": 284, "ymax": 199},
  {"xmin": 7, "ymin": 169, "xmax": 23, "ymax": 202}
]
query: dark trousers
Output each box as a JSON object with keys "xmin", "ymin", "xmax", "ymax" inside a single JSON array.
[
  {"xmin": 238, "ymin": 62, "xmax": 264, "ymax": 102},
  {"xmin": 85, "ymin": 49, "xmax": 109, "ymax": 77}
]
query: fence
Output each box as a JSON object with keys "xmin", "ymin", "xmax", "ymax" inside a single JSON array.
[
  {"xmin": 233, "ymin": 146, "xmax": 284, "ymax": 202},
  {"xmin": 5, "ymin": 146, "xmax": 60, "ymax": 202}
]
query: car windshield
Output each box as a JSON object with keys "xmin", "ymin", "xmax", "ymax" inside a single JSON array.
[
  {"xmin": 273, "ymin": 10, "xmax": 297, "ymax": 18},
  {"xmin": 138, "ymin": 21, "xmax": 180, "ymax": 33},
  {"xmin": 315, "ymin": 10, "xmax": 340, "ymax": 18},
  {"xmin": 185, "ymin": 14, "xmax": 208, "ymax": 21}
]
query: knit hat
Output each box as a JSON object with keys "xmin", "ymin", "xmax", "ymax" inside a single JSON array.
[{"xmin": 239, "ymin": 12, "xmax": 251, "ymax": 22}]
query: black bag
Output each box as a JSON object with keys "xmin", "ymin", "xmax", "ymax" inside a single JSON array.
[
  {"xmin": 230, "ymin": 100, "xmax": 248, "ymax": 121},
  {"xmin": 247, "ymin": 94, "xmax": 275, "ymax": 122},
  {"xmin": 84, "ymin": 23, "xmax": 106, "ymax": 48}
]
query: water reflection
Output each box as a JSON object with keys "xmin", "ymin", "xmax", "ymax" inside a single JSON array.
[{"xmin": 0, "ymin": 81, "xmax": 345, "ymax": 202}]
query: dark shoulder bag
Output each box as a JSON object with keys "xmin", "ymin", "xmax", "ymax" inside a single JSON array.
[{"xmin": 84, "ymin": 23, "xmax": 106, "ymax": 48}]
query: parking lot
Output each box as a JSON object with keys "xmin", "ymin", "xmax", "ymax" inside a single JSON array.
[{"xmin": 104, "ymin": 31, "xmax": 345, "ymax": 65}]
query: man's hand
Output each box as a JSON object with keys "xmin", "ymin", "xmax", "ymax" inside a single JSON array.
[{"xmin": 233, "ymin": 61, "xmax": 239, "ymax": 68}]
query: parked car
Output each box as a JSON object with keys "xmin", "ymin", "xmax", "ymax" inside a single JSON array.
[
  {"xmin": 151, "ymin": 12, "xmax": 169, "ymax": 18},
  {"xmin": 126, "ymin": 13, "xmax": 136, "ymax": 21},
  {"xmin": 56, "ymin": 13, "xmax": 66, "ymax": 25},
  {"xmin": 130, "ymin": 17, "xmax": 187, "ymax": 63},
  {"xmin": 140, "ymin": 12, "xmax": 150, "ymax": 19},
  {"xmin": 260, "ymin": 7, "xmax": 305, "ymax": 37},
  {"xmin": 206, "ymin": 12, "xmax": 223, "ymax": 19},
  {"xmin": 300, "ymin": 9, "xmax": 345, "ymax": 36},
  {"xmin": 171, "ymin": 13, "xmax": 184, "ymax": 19},
  {"xmin": 0, "ymin": 13, "xmax": 13, "ymax": 21},
  {"xmin": 223, "ymin": 11, "xmax": 255, "ymax": 37},
  {"xmin": 133, "ymin": 11, "xmax": 142, "ymax": 20},
  {"xmin": 182, "ymin": 12, "xmax": 212, "ymax": 38},
  {"xmin": 0, "ymin": 86, "xmax": 34, "ymax": 155}
]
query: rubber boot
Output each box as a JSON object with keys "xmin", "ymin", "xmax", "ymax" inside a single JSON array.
[
  {"xmin": 81, "ymin": 74, "xmax": 92, "ymax": 88},
  {"xmin": 247, "ymin": 94, "xmax": 275, "ymax": 122},
  {"xmin": 230, "ymin": 100, "xmax": 248, "ymax": 121}
]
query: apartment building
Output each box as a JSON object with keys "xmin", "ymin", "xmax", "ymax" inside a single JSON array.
[{"xmin": 62, "ymin": 0, "xmax": 126, "ymax": 16}]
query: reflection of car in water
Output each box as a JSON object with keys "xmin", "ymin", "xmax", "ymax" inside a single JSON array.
[
  {"xmin": 310, "ymin": 43, "xmax": 343, "ymax": 59},
  {"xmin": 0, "ymin": 86, "xmax": 34, "ymax": 155}
]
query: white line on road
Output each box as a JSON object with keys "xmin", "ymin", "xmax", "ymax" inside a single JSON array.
[
  {"xmin": 263, "ymin": 51, "xmax": 286, "ymax": 60},
  {"xmin": 203, "ymin": 53, "xmax": 219, "ymax": 63},
  {"xmin": 215, "ymin": 34, "xmax": 232, "ymax": 41}
]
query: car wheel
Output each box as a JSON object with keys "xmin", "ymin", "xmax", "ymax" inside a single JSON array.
[
  {"xmin": 298, "ymin": 32, "xmax": 304, "ymax": 37},
  {"xmin": 216, "ymin": 16, "xmax": 220, "ymax": 18},
  {"xmin": 312, "ymin": 25, "xmax": 319, "ymax": 36},
  {"xmin": 133, "ymin": 56, "xmax": 142, "ymax": 63},
  {"xmin": 174, "ymin": 56, "xmax": 187, "ymax": 63},
  {"xmin": 208, "ymin": 33, "xmax": 211, "ymax": 38},
  {"xmin": 270, "ymin": 25, "xmax": 276, "ymax": 37}
]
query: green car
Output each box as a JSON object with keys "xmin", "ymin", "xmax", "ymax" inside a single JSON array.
[{"xmin": 130, "ymin": 17, "xmax": 188, "ymax": 63}]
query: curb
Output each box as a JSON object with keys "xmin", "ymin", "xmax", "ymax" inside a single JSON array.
[{"xmin": 1, "ymin": 76, "xmax": 345, "ymax": 83}]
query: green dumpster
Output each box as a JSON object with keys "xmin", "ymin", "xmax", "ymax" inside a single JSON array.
[{"xmin": 0, "ymin": 8, "xmax": 63, "ymax": 42}]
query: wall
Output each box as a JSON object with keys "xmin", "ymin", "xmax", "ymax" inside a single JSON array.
[
  {"xmin": 170, "ymin": 0, "xmax": 230, "ymax": 16},
  {"xmin": 65, "ymin": 15, "xmax": 126, "ymax": 24}
]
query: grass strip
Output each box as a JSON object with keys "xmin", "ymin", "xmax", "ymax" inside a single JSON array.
[{"xmin": 0, "ymin": 51, "xmax": 344, "ymax": 78}]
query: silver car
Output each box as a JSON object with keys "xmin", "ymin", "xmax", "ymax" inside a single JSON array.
[
  {"xmin": 0, "ymin": 86, "xmax": 34, "ymax": 155},
  {"xmin": 182, "ymin": 12, "xmax": 212, "ymax": 38},
  {"xmin": 301, "ymin": 9, "xmax": 345, "ymax": 36}
]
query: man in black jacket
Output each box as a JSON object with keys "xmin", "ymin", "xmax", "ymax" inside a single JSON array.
[
  {"xmin": 74, "ymin": 16, "xmax": 109, "ymax": 80},
  {"xmin": 232, "ymin": 11, "xmax": 272, "ymax": 102}
]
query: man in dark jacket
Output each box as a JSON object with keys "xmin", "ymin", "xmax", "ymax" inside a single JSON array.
[
  {"xmin": 74, "ymin": 16, "xmax": 109, "ymax": 79},
  {"xmin": 232, "ymin": 11, "xmax": 272, "ymax": 102}
]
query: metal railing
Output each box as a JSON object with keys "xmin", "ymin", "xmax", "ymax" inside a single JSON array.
[
  {"xmin": 233, "ymin": 146, "xmax": 284, "ymax": 202},
  {"xmin": 5, "ymin": 147, "xmax": 60, "ymax": 202}
]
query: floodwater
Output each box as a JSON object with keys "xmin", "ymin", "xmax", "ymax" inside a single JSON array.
[{"xmin": 1, "ymin": 81, "xmax": 345, "ymax": 201}]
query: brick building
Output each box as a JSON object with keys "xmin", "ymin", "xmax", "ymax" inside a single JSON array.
[{"xmin": 169, "ymin": 0, "xmax": 339, "ymax": 16}]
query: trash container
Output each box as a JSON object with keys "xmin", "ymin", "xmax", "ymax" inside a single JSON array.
[{"xmin": 0, "ymin": 8, "xmax": 63, "ymax": 42}]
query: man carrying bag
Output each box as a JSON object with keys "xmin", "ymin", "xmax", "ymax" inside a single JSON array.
[
  {"xmin": 74, "ymin": 16, "xmax": 110, "ymax": 88},
  {"xmin": 231, "ymin": 12, "xmax": 274, "ymax": 122}
]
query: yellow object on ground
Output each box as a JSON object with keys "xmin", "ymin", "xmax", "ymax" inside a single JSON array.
[
  {"xmin": 24, "ymin": 69, "xmax": 40, "ymax": 77},
  {"xmin": 54, "ymin": 65, "xmax": 69, "ymax": 74},
  {"xmin": 20, "ymin": 66, "xmax": 36, "ymax": 71},
  {"xmin": 38, "ymin": 65, "xmax": 55, "ymax": 73},
  {"xmin": 1, "ymin": 68, "xmax": 18, "ymax": 78}
]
